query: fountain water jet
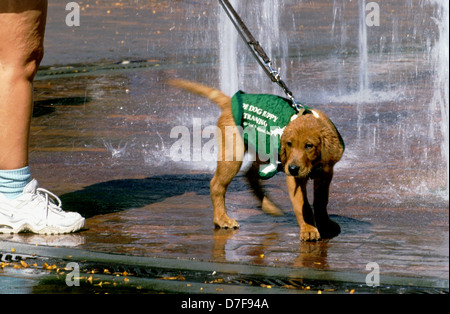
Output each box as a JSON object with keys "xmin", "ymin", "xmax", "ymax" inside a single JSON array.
[
  {"xmin": 219, "ymin": 0, "xmax": 239, "ymax": 96},
  {"xmin": 430, "ymin": 0, "xmax": 449, "ymax": 198},
  {"xmin": 358, "ymin": 0, "xmax": 369, "ymax": 93}
]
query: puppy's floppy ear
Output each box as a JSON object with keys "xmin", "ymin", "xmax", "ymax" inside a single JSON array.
[
  {"xmin": 279, "ymin": 129, "xmax": 289, "ymax": 166},
  {"xmin": 320, "ymin": 126, "xmax": 344, "ymax": 165}
]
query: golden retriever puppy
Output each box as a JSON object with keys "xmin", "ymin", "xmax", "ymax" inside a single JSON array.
[{"xmin": 169, "ymin": 79, "xmax": 344, "ymax": 241}]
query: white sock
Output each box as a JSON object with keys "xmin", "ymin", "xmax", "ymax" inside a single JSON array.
[{"xmin": 0, "ymin": 166, "xmax": 32, "ymax": 199}]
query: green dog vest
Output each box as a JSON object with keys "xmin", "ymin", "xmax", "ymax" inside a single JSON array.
[
  {"xmin": 231, "ymin": 91, "xmax": 345, "ymax": 180},
  {"xmin": 231, "ymin": 91, "xmax": 303, "ymax": 179}
]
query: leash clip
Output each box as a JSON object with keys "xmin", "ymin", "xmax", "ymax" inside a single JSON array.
[
  {"xmin": 267, "ymin": 61, "xmax": 281, "ymax": 82},
  {"xmin": 286, "ymin": 92, "xmax": 306, "ymax": 113}
]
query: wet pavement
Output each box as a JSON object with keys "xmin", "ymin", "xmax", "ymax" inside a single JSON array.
[{"xmin": 0, "ymin": 0, "xmax": 448, "ymax": 293}]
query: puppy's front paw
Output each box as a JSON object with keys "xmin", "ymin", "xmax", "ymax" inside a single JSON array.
[
  {"xmin": 214, "ymin": 215, "xmax": 240, "ymax": 229},
  {"xmin": 300, "ymin": 224, "xmax": 321, "ymax": 241}
]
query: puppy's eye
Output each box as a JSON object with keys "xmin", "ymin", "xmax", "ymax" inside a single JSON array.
[
  {"xmin": 287, "ymin": 141, "xmax": 292, "ymax": 148},
  {"xmin": 305, "ymin": 143, "xmax": 314, "ymax": 149}
]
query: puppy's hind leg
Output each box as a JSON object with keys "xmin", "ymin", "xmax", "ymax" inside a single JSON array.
[
  {"xmin": 211, "ymin": 111, "xmax": 244, "ymax": 229},
  {"xmin": 211, "ymin": 160, "xmax": 242, "ymax": 229},
  {"xmin": 245, "ymin": 162, "xmax": 283, "ymax": 216}
]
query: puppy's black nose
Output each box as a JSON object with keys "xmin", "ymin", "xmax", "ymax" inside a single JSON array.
[{"xmin": 288, "ymin": 164, "xmax": 300, "ymax": 176}]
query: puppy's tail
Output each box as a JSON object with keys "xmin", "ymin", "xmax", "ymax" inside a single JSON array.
[{"xmin": 168, "ymin": 79, "xmax": 230, "ymax": 112}]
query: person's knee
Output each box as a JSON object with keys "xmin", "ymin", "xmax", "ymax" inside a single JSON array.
[{"xmin": 0, "ymin": 46, "xmax": 44, "ymax": 83}]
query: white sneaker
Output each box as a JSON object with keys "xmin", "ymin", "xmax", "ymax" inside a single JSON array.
[{"xmin": 0, "ymin": 179, "xmax": 85, "ymax": 234}]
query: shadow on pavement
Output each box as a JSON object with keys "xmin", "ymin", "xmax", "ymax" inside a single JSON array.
[{"xmin": 59, "ymin": 174, "xmax": 249, "ymax": 219}]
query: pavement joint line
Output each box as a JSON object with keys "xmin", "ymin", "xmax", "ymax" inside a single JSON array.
[{"xmin": 1, "ymin": 241, "xmax": 448, "ymax": 290}]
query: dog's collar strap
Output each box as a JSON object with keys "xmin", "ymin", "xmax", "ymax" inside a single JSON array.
[{"xmin": 296, "ymin": 107, "xmax": 313, "ymax": 116}]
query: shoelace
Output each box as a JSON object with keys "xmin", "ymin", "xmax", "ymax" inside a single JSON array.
[{"xmin": 34, "ymin": 188, "xmax": 63, "ymax": 223}]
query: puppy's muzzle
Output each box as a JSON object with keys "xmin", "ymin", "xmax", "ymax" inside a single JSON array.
[{"xmin": 288, "ymin": 164, "xmax": 301, "ymax": 176}]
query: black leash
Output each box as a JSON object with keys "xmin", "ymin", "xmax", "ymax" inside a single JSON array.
[{"xmin": 218, "ymin": 0, "xmax": 306, "ymax": 113}]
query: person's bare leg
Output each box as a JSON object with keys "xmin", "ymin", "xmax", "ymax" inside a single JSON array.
[
  {"xmin": 0, "ymin": 1, "xmax": 85, "ymax": 234},
  {"xmin": 0, "ymin": 0, "xmax": 47, "ymax": 170}
]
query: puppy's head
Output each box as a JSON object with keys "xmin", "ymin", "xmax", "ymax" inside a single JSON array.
[{"xmin": 280, "ymin": 111, "xmax": 343, "ymax": 178}]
